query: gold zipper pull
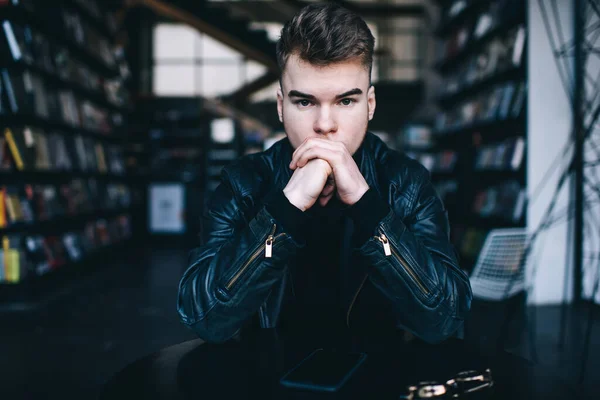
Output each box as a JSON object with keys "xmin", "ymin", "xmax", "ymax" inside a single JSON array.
[
  {"xmin": 265, "ymin": 235, "xmax": 274, "ymax": 258},
  {"xmin": 379, "ymin": 234, "xmax": 392, "ymax": 256}
]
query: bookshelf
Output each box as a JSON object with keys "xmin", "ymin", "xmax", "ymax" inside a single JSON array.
[
  {"xmin": 203, "ymin": 97, "xmax": 271, "ymax": 196},
  {"xmin": 0, "ymin": 0, "xmax": 138, "ymax": 290},
  {"xmin": 132, "ymin": 97, "xmax": 272, "ymax": 239},
  {"xmin": 429, "ymin": 0, "xmax": 528, "ymax": 272}
]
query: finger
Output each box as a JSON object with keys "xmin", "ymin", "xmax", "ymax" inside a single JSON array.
[
  {"xmin": 295, "ymin": 146, "xmax": 343, "ymax": 169},
  {"xmin": 321, "ymin": 181, "xmax": 336, "ymax": 197},
  {"xmin": 289, "ymin": 138, "xmax": 314, "ymax": 169},
  {"xmin": 290, "ymin": 139, "xmax": 319, "ymax": 169},
  {"xmin": 290, "ymin": 138, "xmax": 341, "ymax": 169},
  {"xmin": 318, "ymin": 191, "xmax": 334, "ymax": 207}
]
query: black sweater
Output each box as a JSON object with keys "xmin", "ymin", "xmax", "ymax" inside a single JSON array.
[{"xmin": 265, "ymin": 185, "xmax": 390, "ymax": 339}]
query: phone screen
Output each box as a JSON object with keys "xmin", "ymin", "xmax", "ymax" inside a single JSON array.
[{"xmin": 280, "ymin": 348, "xmax": 367, "ymax": 392}]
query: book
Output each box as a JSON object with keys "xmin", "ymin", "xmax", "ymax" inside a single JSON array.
[
  {"xmin": 0, "ymin": 248, "xmax": 4, "ymax": 282},
  {"xmin": 0, "ymin": 187, "xmax": 6, "ymax": 228},
  {"xmin": 472, "ymin": 180, "xmax": 524, "ymax": 220},
  {"xmin": 475, "ymin": 137, "xmax": 525, "ymax": 171},
  {"xmin": 497, "ymin": 82, "xmax": 516, "ymax": 119},
  {"xmin": 5, "ymin": 186, "xmax": 24, "ymax": 223},
  {"xmin": 8, "ymin": 127, "xmax": 38, "ymax": 170},
  {"xmin": 5, "ymin": 247, "xmax": 21, "ymax": 283},
  {"xmin": 2, "ymin": 235, "xmax": 23, "ymax": 283},
  {"xmin": 82, "ymin": 221, "xmax": 97, "ymax": 251},
  {"xmin": 95, "ymin": 143, "xmax": 107, "ymax": 173},
  {"xmin": 33, "ymin": 128, "xmax": 51, "ymax": 170},
  {"xmin": 96, "ymin": 219, "xmax": 110, "ymax": 245},
  {"xmin": 49, "ymin": 133, "xmax": 73, "ymax": 170},
  {"xmin": 44, "ymin": 236, "xmax": 67, "ymax": 270},
  {"xmin": 4, "ymin": 128, "xmax": 22, "ymax": 170},
  {"xmin": 107, "ymin": 145, "xmax": 125, "ymax": 174},
  {"xmin": 0, "ymin": 136, "xmax": 14, "ymax": 170},
  {"xmin": 403, "ymin": 124, "xmax": 433, "ymax": 149},
  {"xmin": 1, "ymin": 69, "xmax": 30, "ymax": 114},
  {"xmin": 473, "ymin": 12, "xmax": 494, "ymax": 39},
  {"xmin": 447, "ymin": 0, "xmax": 467, "ymax": 19},
  {"xmin": 483, "ymin": 86, "xmax": 504, "ymax": 120},
  {"xmin": 511, "ymin": 26, "xmax": 526, "ymax": 67},
  {"xmin": 24, "ymin": 235, "xmax": 51, "ymax": 276},
  {"xmin": 512, "ymin": 189, "xmax": 526, "ymax": 221},
  {"xmin": 63, "ymin": 232, "xmax": 84, "ymax": 261},
  {"xmin": 31, "ymin": 73, "xmax": 50, "ymax": 118},
  {"xmin": 20, "ymin": 186, "xmax": 34, "ymax": 223},
  {"xmin": 59, "ymin": 90, "xmax": 81, "ymax": 126},
  {"xmin": 1, "ymin": 21, "xmax": 34, "ymax": 63},
  {"xmin": 510, "ymin": 82, "xmax": 526, "ymax": 117},
  {"xmin": 41, "ymin": 185, "xmax": 64, "ymax": 219},
  {"xmin": 32, "ymin": 30, "xmax": 55, "ymax": 73},
  {"xmin": 510, "ymin": 137, "xmax": 525, "ymax": 170}
]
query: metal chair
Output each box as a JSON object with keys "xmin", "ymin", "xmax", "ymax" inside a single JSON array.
[
  {"xmin": 470, "ymin": 228, "xmax": 528, "ymax": 301},
  {"xmin": 465, "ymin": 228, "xmax": 536, "ymax": 360}
]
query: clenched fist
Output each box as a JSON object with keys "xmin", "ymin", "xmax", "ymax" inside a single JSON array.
[{"xmin": 288, "ymin": 138, "xmax": 369, "ymax": 207}]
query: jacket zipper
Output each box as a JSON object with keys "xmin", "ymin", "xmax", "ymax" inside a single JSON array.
[
  {"xmin": 225, "ymin": 224, "xmax": 282, "ymax": 291},
  {"xmin": 346, "ymin": 274, "xmax": 368, "ymax": 328},
  {"xmin": 374, "ymin": 228, "xmax": 430, "ymax": 297}
]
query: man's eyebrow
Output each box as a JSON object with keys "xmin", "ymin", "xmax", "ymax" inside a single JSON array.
[
  {"xmin": 287, "ymin": 88, "xmax": 363, "ymax": 100},
  {"xmin": 288, "ymin": 90, "xmax": 315, "ymax": 99},
  {"xmin": 335, "ymin": 88, "xmax": 363, "ymax": 99}
]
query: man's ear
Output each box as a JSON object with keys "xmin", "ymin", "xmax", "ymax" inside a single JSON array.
[
  {"xmin": 367, "ymin": 85, "xmax": 376, "ymax": 121},
  {"xmin": 277, "ymin": 87, "xmax": 284, "ymax": 123}
]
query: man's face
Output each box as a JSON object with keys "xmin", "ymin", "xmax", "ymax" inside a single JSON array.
[{"xmin": 277, "ymin": 54, "xmax": 376, "ymax": 154}]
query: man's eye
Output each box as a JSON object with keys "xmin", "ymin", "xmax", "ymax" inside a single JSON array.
[
  {"xmin": 295, "ymin": 100, "xmax": 312, "ymax": 107},
  {"xmin": 339, "ymin": 98, "xmax": 355, "ymax": 106}
]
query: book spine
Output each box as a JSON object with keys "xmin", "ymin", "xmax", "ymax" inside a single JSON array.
[
  {"xmin": 0, "ymin": 187, "xmax": 6, "ymax": 228},
  {"xmin": 2, "ymin": 236, "xmax": 8, "ymax": 283},
  {"xmin": 6, "ymin": 248, "xmax": 20, "ymax": 283},
  {"xmin": 0, "ymin": 249, "xmax": 4, "ymax": 283},
  {"xmin": 511, "ymin": 137, "xmax": 525, "ymax": 170},
  {"xmin": 2, "ymin": 21, "xmax": 22, "ymax": 61},
  {"xmin": 4, "ymin": 128, "xmax": 24, "ymax": 170}
]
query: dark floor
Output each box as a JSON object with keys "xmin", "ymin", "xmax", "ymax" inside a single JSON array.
[{"xmin": 0, "ymin": 244, "xmax": 599, "ymax": 399}]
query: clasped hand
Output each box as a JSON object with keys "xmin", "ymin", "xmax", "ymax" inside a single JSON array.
[{"xmin": 283, "ymin": 138, "xmax": 369, "ymax": 211}]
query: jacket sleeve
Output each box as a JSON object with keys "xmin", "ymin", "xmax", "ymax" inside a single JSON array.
[
  {"xmin": 176, "ymin": 178, "xmax": 304, "ymax": 343},
  {"xmin": 353, "ymin": 170, "xmax": 472, "ymax": 344}
]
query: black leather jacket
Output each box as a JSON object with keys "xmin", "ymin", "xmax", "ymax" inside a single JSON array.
[{"xmin": 177, "ymin": 132, "xmax": 472, "ymax": 344}]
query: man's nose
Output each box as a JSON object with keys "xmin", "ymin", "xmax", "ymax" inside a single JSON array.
[{"xmin": 313, "ymin": 107, "xmax": 337, "ymax": 135}]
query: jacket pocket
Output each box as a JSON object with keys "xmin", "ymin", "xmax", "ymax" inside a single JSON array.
[
  {"xmin": 373, "ymin": 226, "xmax": 432, "ymax": 301},
  {"xmin": 222, "ymin": 224, "xmax": 286, "ymax": 292}
]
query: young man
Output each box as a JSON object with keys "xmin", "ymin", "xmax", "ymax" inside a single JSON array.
[{"xmin": 177, "ymin": 3, "xmax": 472, "ymax": 344}]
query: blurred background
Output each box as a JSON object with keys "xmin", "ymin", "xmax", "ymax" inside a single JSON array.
[{"xmin": 0, "ymin": 0, "xmax": 599, "ymax": 398}]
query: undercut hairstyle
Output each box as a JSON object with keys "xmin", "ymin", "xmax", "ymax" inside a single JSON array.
[{"xmin": 276, "ymin": 3, "xmax": 375, "ymax": 78}]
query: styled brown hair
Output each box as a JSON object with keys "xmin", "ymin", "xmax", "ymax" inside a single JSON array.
[{"xmin": 276, "ymin": 3, "xmax": 375, "ymax": 77}]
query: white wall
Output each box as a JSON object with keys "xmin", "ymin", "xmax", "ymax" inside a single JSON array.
[
  {"xmin": 527, "ymin": 0, "xmax": 574, "ymax": 304},
  {"xmin": 582, "ymin": 7, "xmax": 600, "ymax": 305}
]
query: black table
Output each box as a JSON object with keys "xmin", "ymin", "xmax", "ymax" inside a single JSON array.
[{"xmin": 100, "ymin": 329, "xmax": 574, "ymax": 399}]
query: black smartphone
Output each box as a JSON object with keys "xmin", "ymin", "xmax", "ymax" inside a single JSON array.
[{"xmin": 279, "ymin": 348, "xmax": 367, "ymax": 392}]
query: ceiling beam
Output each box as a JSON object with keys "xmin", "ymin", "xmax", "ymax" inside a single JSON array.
[
  {"xmin": 124, "ymin": 0, "xmax": 278, "ymax": 72},
  {"xmin": 224, "ymin": 71, "xmax": 280, "ymax": 104},
  {"xmin": 279, "ymin": 0, "xmax": 427, "ymax": 18},
  {"xmin": 209, "ymin": 1, "xmax": 428, "ymax": 23}
]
